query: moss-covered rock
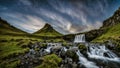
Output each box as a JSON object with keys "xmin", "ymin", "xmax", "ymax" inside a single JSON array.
[
  {"xmin": 35, "ymin": 54, "xmax": 62, "ymax": 68},
  {"xmin": 78, "ymin": 44, "xmax": 87, "ymax": 52},
  {"xmin": 66, "ymin": 50, "xmax": 78, "ymax": 62}
]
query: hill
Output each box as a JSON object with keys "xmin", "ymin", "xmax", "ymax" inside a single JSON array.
[
  {"xmin": 90, "ymin": 7, "xmax": 120, "ymax": 52},
  {"xmin": 93, "ymin": 23, "xmax": 120, "ymax": 42},
  {"xmin": 0, "ymin": 17, "xmax": 27, "ymax": 35},
  {"xmin": 92, "ymin": 7, "xmax": 120, "ymax": 42},
  {"xmin": 82, "ymin": 7, "xmax": 120, "ymax": 42},
  {"xmin": 33, "ymin": 23, "xmax": 62, "ymax": 37}
]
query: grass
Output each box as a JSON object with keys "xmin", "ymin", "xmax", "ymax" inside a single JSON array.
[
  {"xmin": 0, "ymin": 18, "xmax": 65, "ymax": 68},
  {"xmin": 6, "ymin": 60, "xmax": 20, "ymax": 68},
  {"xmin": 35, "ymin": 54, "xmax": 62, "ymax": 68},
  {"xmin": 0, "ymin": 59, "xmax": 20, "ymax": 68},
  {"xmin": 92, "ymin": 23, "xmax": 120, "ymax": 42},
  {"xmin": 0, "ymin": 42, "xmax": 29, "ymax": 60},
  {"xmin": 34, "ymin": 24, "xmax": 62, "ymax": 37},
  {"xmin": 0, "ymin": 34, "xmax": 41, "ymax": 67},
  {"xmin": 34, "ymin": 32, "xmax": 62, "ymax": 37},
  {"xmin": 92, "ymin": 23, "xmax": 120, "ymax": 52},
  {"xmin": 0, "ymin": 34, "xmax": 66, "ymax": 67}
]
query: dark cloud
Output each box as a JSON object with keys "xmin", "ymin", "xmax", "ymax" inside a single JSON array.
[{"xmin": 0, "ymin": 0, "xmax": 120, "ymax": 34}]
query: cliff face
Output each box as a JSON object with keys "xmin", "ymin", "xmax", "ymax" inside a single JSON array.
[
  {"xmin": 102, "ymin": 8, "xmax": 120, "ymax": 28},
  {"xmin": 85, "ymin": 7, "xmax": 120, "ymax": 42},
  {"xmin": 85, "ymin": 29, "xmax": 105, "ymax": 42}
]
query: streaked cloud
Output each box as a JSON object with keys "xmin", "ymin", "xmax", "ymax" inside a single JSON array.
[
  {"xmin": 1, "ymin": 12, "xmax": 45, "ymax": 33},
  {"xmin": 0, "ymin": 0, "xmax": 120, "ymax": 34}
]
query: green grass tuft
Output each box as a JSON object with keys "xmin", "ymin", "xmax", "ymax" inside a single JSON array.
[{"xmin": 35, "ymin": 54, "xmax": 62, "ymax": 68}]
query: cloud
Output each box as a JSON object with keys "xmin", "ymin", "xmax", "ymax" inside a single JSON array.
[
  {"xmin": 0, "ymin": 0, "xmax": 120, "ymax": 34},
  {"xmin": 19, "ymin": 0, "xmax": 32, "ymax": 6},
  {"xmin": 1, "ymin": 12, "xmax": 45, "ymax": 33},
  {"xmin": 45, "ymin": 0, "xmax": 104, "ymax": 33}
]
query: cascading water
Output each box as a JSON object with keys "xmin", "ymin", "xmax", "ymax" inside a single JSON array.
[
  {"xmin": 76, "ymin": 50, "xmax": 99, "ymax": 68},
  {"xmin": 63, "ymin": 47, "xmax": 67, "ymax": 52},
  {"xmin": 87, "ymin": 44, "xmax": 120, "ymax": 62},
  {"xmin": 44, "ymin": 46, "xmax": 52, "ymax": 53},
  {"xmin": 74, "ymin": 34, "xmax": 85, "ymax": 43},
  {"xmin": 19, "ymin": 33, "xmax": 120, "ymax": 68}
]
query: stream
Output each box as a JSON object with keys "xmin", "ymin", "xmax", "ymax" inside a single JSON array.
[{"xmin": 18, "ymin": 34, "xmax": 120, "ymax": 68}]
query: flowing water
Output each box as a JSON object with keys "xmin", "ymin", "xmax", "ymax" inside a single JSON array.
[
  {"xmin": 76, "ymin": 50, "xmax": 99, "ymax": 68},
  {"xmin": 74, "ymin": 34, "xmax": 85, "ymax": 43},
  {"xmin": 44, "ymin": 45, "xmax": 52, "ymax": 53},
  {"xmin": 63, "ymin": 47, "xmax": 67, "ymax": 52},
  {"xmin": 45, "ymin": 34, "xmax": 120, "ymax": 68},
  {"xmin": 87, "ymin": 44, "xmax": 120, "ymax": 62},
  {"xmin": 75, "ymin": 34, "xmax": 120, "ymax": 67},
  {"xmin": 19, "ymin": 34, "xmax": 120, "ymax": 68}
]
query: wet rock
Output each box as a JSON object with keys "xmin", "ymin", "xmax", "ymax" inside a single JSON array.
[
  {"xmin": 66, "ymin": 50, "xmax": 78, "ymax": 62},
  {"xmin": 72, "ymin": 62, "xmax": 77, "ymax": 68}
]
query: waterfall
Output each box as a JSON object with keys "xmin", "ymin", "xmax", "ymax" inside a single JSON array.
[
  {"xmin": 87, "ymin": 44, "xmax": 120, "ymax": 62},
  {"xmin": 76, "ymin": 50, "xmax": 99, "ymax": 68},
  {"xmin": 74, "ymin": 34, "xmax": 85, "ymax": 43},
  {"xmin": 44, "ymin": 46, "xmax": 52, "ymax": 53},
  {"xmin": 63, "ymin": 47, "xmax": 67, "ymax": 52}
]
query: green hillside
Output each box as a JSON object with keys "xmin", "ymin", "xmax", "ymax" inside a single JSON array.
[
  {"xmin": 0, "ymin": 17, "xmax": 27, "ymax": 35},
  {"xmin": 34, "ymin": 23, "xmax": 62, "ymax": 37},
  {"xmin": 89, "ymin": 7, "xmax": 120, "ymax": 42},
  {"xmin": 91, "ymin": 8, "xmax": 120, "ymax": 52},
  {"xmin": 93, "ymin": 23, "xmax": 120, "ymax": 42},
  {"xmin": 0, "ymin": 18, "xmax": 42, "ymax": 68},
  {"xmin": 0, "ymin": 18, "xmax": 64, "ymax": 67}
]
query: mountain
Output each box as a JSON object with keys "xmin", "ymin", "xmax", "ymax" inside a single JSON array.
[
  {"xmin": 33, "ymin": 23, "xmax": 62, "ymax": 37},
  {"xmin": 84, "ymin": 7, "xmax": 120, "ymax": 42},
  {"xmin": 102, "ymin": 7, "xmax": 120, "ymax": 28},
  {"xmin": 92, "ymin": 7, "xmax": 120, "ymax": 42},
  {"xmin": 93, "ymin": 23, "xmax": 120, "ymax": 42},
  {"xmin": 0, "ymin": 17, "xmax": 27, "ymax": 35}
]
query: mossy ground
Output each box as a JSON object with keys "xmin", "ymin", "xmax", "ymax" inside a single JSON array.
[
  {"xmin": 92, "ymin": 23, "xmax": 120, "ymax": 52},
  {"xmin": 0, "ymin": 34, "xmax": 66, "ymax": 68},
  {"xmin": 0, "ymin": 34, "xmax": 40, "ymax": 67},
  {"xmin": 35, "ymin": 54, "xmax": 62, "ymax": 68},
  {"xmin": 93, "ymin": 23, "xmax": 120, "ymax": 42}
]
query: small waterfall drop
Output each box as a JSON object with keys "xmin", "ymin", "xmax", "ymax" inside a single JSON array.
[
  {"xmin": 74, "ymin": 34, "xmax": 85, "ymax": 43},
  {"xmin": 76, "ymin": 50, "xmax": 99, "ymax": 68},
  {"xmin": 63, "ymin": 47, "xmax": 67, "ymax": 52},
  {"xmin": 44, "ymin": 46, "xmax": 52, "ymax": 53}
]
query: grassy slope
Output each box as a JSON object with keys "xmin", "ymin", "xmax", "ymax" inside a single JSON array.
[
  {"xmin": 35, "ymin": 54, "xmax": 62, "ymax": 68},
  {"xmin": 0, "ymin": 18, "xmax": 27, "ymax": 35},
  {"xmin": 34, "ymin": 24, "xmax": 62, "ymax": 37},
  {"xmin": 93, "ymin": 23, "xmax": 120, "ymax": 42},
  {"xmin": 0, "ymin": 34, "xmax": 43, "ymax": 68},
  {"xmin": 0, "ymin": 18, "xmax": 42, "ymax": 67},
  {"xmin": 0, "ymin": 19, "xmax": 64, "ymax": 67},
  {"xmin": 35, "ymin": 32, "xmax": 62, "ymax": 37},
  {"xmin": 92, "ymin": 23, "xmax": 120, "ymax": 52}
]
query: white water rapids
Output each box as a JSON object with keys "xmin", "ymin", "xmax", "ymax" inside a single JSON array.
[
  {"xmin": 76, "ymin": 50, "xmax": 99, "ymax": 68},
  {"xmin": 42, "ymin": 34, "xmax": 120, "ymax": 68},
  {"xmin": 87, "ymin": 44, "xmax": 120, "ymax": 62}
]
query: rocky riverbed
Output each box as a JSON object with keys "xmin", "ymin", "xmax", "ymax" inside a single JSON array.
[{"xmin": 16, "ymin": 42, "xmax": 120, "ymax": 68}]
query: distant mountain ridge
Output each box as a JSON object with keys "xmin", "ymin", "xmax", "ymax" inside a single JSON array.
[
  {"xmin": 33, "ymin": 23, "xmax": 62, "ymax": 37},
  {"xmin": 0, "ymin": 7, "xmax": 120, "ymax": 40},
  {"xmin": 85, "ymin": 7, "xmax": 120, "ymax": 42},
  {"xmin": 0, "ymin": 17, "xmax": 27, "ymax": 35},
  {"xmin": 0, "ymin": 17, "xmax": 62, "ymax": 37},
  {"xmin": 102, "ymin": 7, "xmax": 120, "ymax": 27}
]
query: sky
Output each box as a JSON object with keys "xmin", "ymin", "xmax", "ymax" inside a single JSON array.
[{"xmin": 0, "ymin": 0, "xmax": 120, "ymax": 34}]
